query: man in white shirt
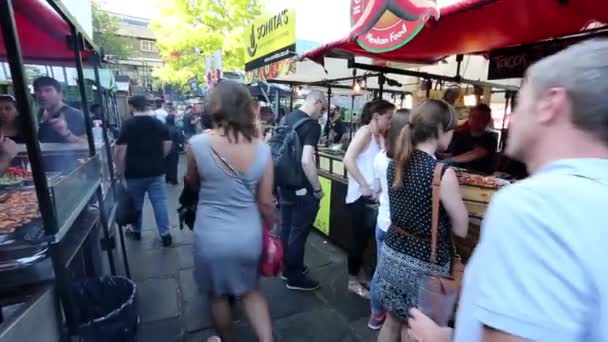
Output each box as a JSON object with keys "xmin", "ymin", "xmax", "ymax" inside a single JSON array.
[
  {"xmin": 408, "ymin": 39, "xmax": 608, "ymax": 342},
  {"xmin": 153, "ymin": 101, "xmax": 169, "ymax": 124}
]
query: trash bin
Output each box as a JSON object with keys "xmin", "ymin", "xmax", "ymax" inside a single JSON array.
[{"xmin": 72, "ymin": 276, "xmax": 139, "ymax": 342}]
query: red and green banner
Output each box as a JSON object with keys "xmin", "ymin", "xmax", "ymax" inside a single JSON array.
[{"xmin": 350, "ymin": 0, "xmax": 440, "ymax": 52}]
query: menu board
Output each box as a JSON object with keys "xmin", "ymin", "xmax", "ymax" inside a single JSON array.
[{"xmin": 332, "ymin": 161, "xmax": 345, "ymax": 177}]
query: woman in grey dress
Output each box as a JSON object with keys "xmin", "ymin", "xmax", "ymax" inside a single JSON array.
[{"xmin": 185, "ymin": 81, "xmax": 275, "ymax": 342}]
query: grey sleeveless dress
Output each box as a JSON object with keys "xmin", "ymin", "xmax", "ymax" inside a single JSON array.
[{"xmin": 190, "ymin": 134, "xmax": 270, "ymax": 296}]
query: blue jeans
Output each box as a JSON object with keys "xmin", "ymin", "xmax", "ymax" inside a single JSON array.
[
  {"xmin": 126, "ymin": 176, "xmax": 171, "ymax": 237},
  {"xmin": 279, "ymin": 188, "xmax": 320, "ymax": 280},
  {"xmin": 370, "ymin": 227, "xmax": 387, "ymax": 316}
]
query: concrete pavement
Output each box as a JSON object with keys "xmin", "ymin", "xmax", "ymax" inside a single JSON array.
[{"xmin": 122, "ymin": 160, "xmax": 378, "ymax": 342}]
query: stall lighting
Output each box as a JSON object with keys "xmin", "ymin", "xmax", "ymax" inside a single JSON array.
[
  {"xmin": 297, "ymin": 87, "xmax": 303, "ymax": 97},
  {"xmin": 404, "ymin": 94, "xmax": 413, "ymax": 109},
  {"xmin": 353, "ymin": 82, "xmax": 361, "ymax": 94},
  {"xmin": 464, "ymin": 94, "xmax": 478, "ymax": 106}
]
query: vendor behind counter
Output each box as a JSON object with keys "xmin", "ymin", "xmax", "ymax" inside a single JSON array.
[{"xmin": 443, "ymin": 103, "xmax": 498, "ymax": 174}]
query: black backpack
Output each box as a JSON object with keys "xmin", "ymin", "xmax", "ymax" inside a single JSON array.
[{"xmin": 268, "ymin": 116, "xmax": 312, "ymax": 188}]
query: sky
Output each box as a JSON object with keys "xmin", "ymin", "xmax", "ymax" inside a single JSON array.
[
  {"xmin": 98, "ymin": 0, "xmax": 468, "ymax": 45},
  {"xmin": 98, "ymin": 0, "xmax": 352, "ymax": 45}
]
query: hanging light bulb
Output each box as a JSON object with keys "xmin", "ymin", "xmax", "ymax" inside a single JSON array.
[
  {"xmin": 353, "ymin": 81, "xmax": 361, "ymax": 93},
  {"xmin": 404, "ymin": 94, "xmax": 413, "ymax": 109},
  {"xmin": 297, "ymin": 86, "xmax": 303, "ymax": 97},
  {"xmin": 361, "ymin": 78, "xmax": 366, "ymax": 90},
  {"xmin": 464, "ymin": 94, "xmax": 478, "ymax": 107}
]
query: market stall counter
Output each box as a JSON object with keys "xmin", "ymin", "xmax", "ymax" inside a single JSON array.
[
  {"xmin": 314, "ymin": 148, "xmax": 352, "ymax": 250},
  {"xmin": 313, "ymin": 148, "xmax": 513, "ymax": 267}
]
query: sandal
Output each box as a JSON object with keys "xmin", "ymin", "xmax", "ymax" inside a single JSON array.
[{"xmin": 348, "ymin": 280, "xmax": 370, "ymax": 299}]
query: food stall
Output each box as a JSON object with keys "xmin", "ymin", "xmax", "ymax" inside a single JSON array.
[
  {"xmin": 301, "ymin": 0, "xmax": 608, "ymax": 263},
  {"xmin": 0, "ymin": 0, "xmax": 122, "ymax": 340}
]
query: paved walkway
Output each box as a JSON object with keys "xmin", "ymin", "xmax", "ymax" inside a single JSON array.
[{"xmin": 123, "ymin": 160, "xmax": 378, "ymax": 342}]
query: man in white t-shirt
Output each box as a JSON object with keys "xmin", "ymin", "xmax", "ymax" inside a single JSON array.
[
  {"xmin": 153, "ymin": 102, "xmax": 169, "ymax": 124},
  {"xmin": 408, "ymin": 39, "xmax": 608, "ymax": 342}
]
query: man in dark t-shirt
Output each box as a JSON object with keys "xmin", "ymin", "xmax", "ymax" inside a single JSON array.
[
  {"xmin": 444, "ymin": 103, "xmax": 499, "ymax": 174},
  {"xmin": 33, "ymin": 76, "xmax": 87, "ymax": 144},
  {"xmin": 279, "ymin": 90, "xmax": 326, "ymax": 291},
  {"xmin": 115, "ymin": 96, "xmax": 173, "ymax": 246},
  {"xmin": 325, "ymin": 107, "xmax": 347, "ymax": 144},
  {"xmin": 182, "ymin": 106, "xmax": 198, "ymax": 139}
]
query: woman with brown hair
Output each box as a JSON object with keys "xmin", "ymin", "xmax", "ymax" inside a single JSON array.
[
  {"xmin": 343, "ymin": 99, "xmax": 395, "ymax": 298},
  {"xmin": 185, "ymin": 81, "xmax": 274, "ymax": 342},
  {"xmin": 376, "ymin": 99, "xmax": 469, "ymax": 342},
  {"xmin": 368, "ymin": 108, "xmax": 410, "ymax": 330}
]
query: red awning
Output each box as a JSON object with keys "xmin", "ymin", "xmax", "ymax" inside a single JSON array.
[
  {"xmin": 0, "ymin": 0, "xmax": 90, "ymax": 65},
  {"xmin": 303, "ymin": 0, "xmax": 608, "ymax": 65}
]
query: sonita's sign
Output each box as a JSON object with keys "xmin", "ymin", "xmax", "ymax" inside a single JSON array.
[
  {"xmin": 350, "ymin": 0, "xmax": 440, "ymax": 53},
  {"xmin": 245, "ymin": 8, "xmax": 296, "ymax": 72}
]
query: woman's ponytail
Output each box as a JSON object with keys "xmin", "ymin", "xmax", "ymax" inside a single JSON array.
[{"xmin": 392, "ymin": 124, "xmax": 414, "ymax": 190}]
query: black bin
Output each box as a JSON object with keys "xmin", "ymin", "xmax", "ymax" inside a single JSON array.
[{"xmin": 72, "ymin": 276, "xmax": 139, "ymax": 342}]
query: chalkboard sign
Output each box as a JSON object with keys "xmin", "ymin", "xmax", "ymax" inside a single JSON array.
[{"xmin": 487, "ymin": 32, "xmax": 608, "ymax": 80}]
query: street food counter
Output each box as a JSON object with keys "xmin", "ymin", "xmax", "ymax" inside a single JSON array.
[
  {"xmin": 313, "ymin": 149, "xmax": 351, "ymax": 251},
  {"xmin": 313, "ymin": 148, "xmax": 512, "ymax": 264},
  {"xmin": 453, "ymin": 169, "xmax": 512, "ymax": 262}
]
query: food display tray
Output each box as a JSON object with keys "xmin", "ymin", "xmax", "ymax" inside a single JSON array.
[
  {"xmin": 0, "ymin": 190, "xmax": 47, "ymax": 246},
  {"xmin": 0, "ymin": 243, "xmax": 48, "ymax": 272}
]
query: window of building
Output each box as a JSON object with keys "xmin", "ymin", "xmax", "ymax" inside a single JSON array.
[{"xmin": 140, "ymin": 40, "xmax": 157, "ymax": 52}]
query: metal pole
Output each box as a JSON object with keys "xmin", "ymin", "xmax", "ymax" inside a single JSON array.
[
  {"xmin": 289, "ymin": 84, "xmax": 294, "ymax": 111},
  {"xmin": 455, "ymin": 54, "xmax": 464, "ymax": 78},
  {"xmin": 378, "ymin": 74, "xmax": 385, "ymax": 98},
  {"xmin": 93, "ymin": 52, "xmax": 119, "ymax": 275},
  {"xmin": 499, "ymin": 92, "xmax": 511, "ymax": 151},
  {"xmin": 93, "ymin": 52, "xmax": 116, "ymax": 181},
  {"xmin": 72, "ymin": 32, "xmax": 96, "ymax": 155},
  {"xmin": 275, "ymin": 88, "xmax": 280, "ymax": 121},
  {"xmin": 0, "ymin": 0, "xmax": 58, "ymax": 233},
  {"xmin": 349, "ymin": 61, "xmax": 519, "ymax": 92},
  {"xmin": 73, "ymin": 31, "xmax": 117, "ymax": 275},
  {"xmin": 325, "ymin": 85, "xmax": 332, "ymax": 146}
]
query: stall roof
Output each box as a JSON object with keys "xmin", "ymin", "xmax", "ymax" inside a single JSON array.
[
  {"xmin": 0, "ymin": 0, "xmax": 92, "ymax": 64},
  {"xmin": 303, "ymin": 0, "xmax": 608, "ymax": 65}
]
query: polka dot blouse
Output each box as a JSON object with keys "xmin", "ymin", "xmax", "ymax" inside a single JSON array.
[{"xmin": 385, "ymin": 150, "xmax": 452, "ymax": 265}]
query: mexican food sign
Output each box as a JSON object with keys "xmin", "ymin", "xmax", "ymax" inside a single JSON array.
[
  {"xmin": 351, "ymin": 0, "xmax": 440, "ymax": 53},
  {"xmin": 245, "ymin": 8, "xmax": 296, "ymax": 72}
]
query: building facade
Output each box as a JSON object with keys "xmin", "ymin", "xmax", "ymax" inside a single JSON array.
[{"xmin": 104, "ymin": 12, "xmax": 164, "ymax": 95}]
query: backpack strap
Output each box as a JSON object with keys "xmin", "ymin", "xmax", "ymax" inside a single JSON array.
[{"xmin": 291, "ymin": 117, "xmax": 313, "ymax": 131}]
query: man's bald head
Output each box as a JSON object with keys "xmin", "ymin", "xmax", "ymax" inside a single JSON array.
[{"xmin": 300, "ymin": 90, "xmax": 327, "ymax": 119}]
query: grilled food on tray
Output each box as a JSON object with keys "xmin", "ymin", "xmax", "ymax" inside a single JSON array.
[
  {"xmin": 456, "ymin": 173, "xmax": 509, "ymax": 189},
  {"xmin": 0, "ymin": 190, "xmax": 40, "ymax": 234}
]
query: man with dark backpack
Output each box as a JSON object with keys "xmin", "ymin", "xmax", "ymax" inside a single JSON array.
[{"xmin": 271, "ymin": 90, "xmax": 327, "ymax": 291}]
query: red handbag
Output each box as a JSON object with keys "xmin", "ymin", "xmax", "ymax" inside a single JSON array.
[{"xmin": 260, "ymin": 222, "xmax": 284, "ymax": 277}]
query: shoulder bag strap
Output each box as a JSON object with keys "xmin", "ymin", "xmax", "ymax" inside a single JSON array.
[
  {"xmin": 430, "ymin": 162, "xmax": 444, "ymax": 263},
  {"xmin": 291, "ymin": 117, "xmax": 313, "ymax": 130}
]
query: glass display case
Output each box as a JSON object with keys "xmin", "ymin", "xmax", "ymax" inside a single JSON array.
[{"xmin": 0, "ymin": 0, "xmax": 120, "ymax": 339}]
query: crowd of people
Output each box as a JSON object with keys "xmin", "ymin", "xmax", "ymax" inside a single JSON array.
[
  {"xmin": 174, "ymin": 39, "xmax": 608, "ymax": 342},
  {"xmin": 2, "ymin": 39, "xmax": 607, "ymax": 342}
]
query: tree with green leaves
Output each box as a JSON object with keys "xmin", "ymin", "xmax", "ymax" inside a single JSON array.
[
  {"xmin": 92, "ymin": 1, "xmax": 135, "ymax": 59},
  {"xmin": 150, "ymin": 0, "xmax": 261, "ymax": 87}
]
